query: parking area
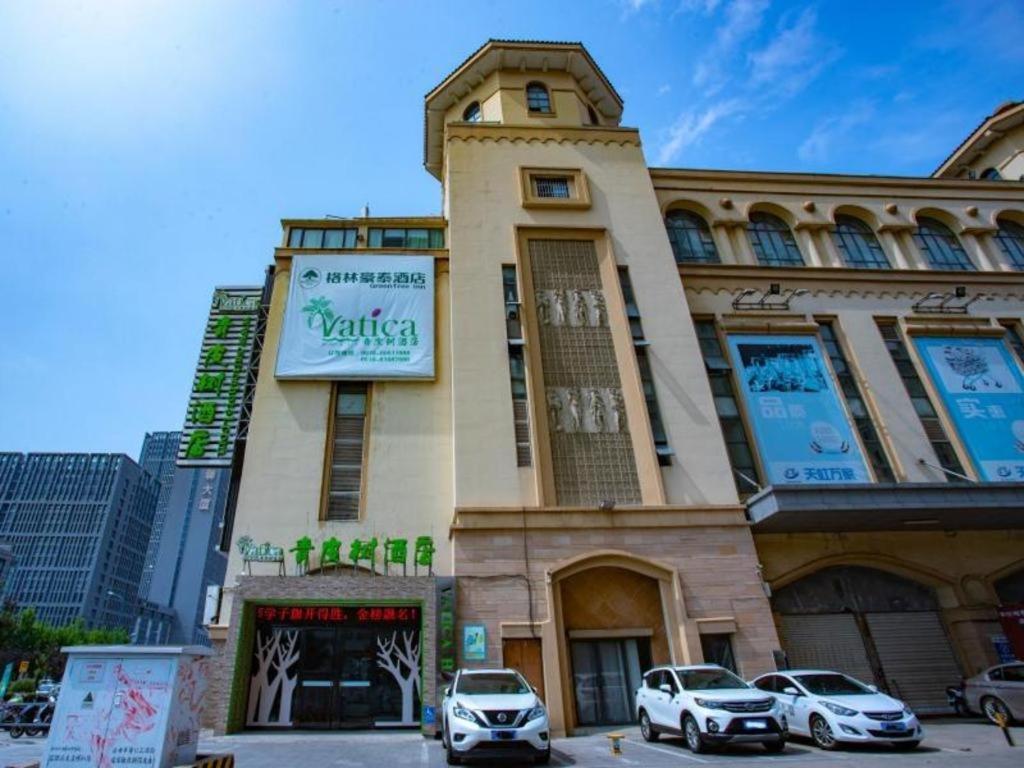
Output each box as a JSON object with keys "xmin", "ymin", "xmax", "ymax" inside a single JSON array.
[{"xmin": 1, "ymin": 720, "xmax": 1021, "ymax": 768}]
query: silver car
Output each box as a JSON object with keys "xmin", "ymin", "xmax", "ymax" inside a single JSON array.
[{"xmin": 963, "ymin": 663, "xmax": 1024, "ymax": 723}]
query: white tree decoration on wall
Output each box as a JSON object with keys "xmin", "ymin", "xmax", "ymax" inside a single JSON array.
[
  {"xmin": 376, "ymin": 630, "xmax": 421, "ymax": 725},
  {"xmin": 246, "ymin": 628, "xmax": 300, "ymax": 726}
]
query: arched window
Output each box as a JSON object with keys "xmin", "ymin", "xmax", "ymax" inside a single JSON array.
[
  {"xmin": 994, "ymin": 217, "xmax": 1024, "ymax": 270},
  {"xmin": 587, "ymin": 105, "xmax": 599, "ymax": 125},
  {"xmin": 913, "ymin": 216, "xmax": 975, "ymax": 271},
  {"xmin": 747, "ymin": 211, "xmax": 804, "ymax": 266},
  {"xmin": 462, "ymin": 101, "xmax": 481, "ymax": 122},
  {"xmin": 665, "ymin": 210, "xmax": 719, "ymax": 264},
  {"xmin": 981, "ymin": 167, "xmax": 1002, "ymax": 181},
  {"xmin": 526, "ymin": 82, "xmax": 551, "ymax": 114},
  {"xmin": 832, "ymin": 215, "xmax": 890, "ymax": 269}
]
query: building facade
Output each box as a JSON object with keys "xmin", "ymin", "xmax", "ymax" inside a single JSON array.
[
  {"xmin": 0, "ymin": 452, "xmax": 159, "ymax": 631},
  {"xmin": 207, "ymin": 40, "xmax": 1024, "ymax": 735},
  {"xmin": 137, "ymin": 430, "xmax": 181, "ymax": 600}
]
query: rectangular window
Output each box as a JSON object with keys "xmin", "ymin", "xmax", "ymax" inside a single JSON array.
[
  {"xmin": 287, "ymin": 228, "xmax": 357, "ymax": 249},
  {"xmin": 367, "ymin": 228, "xmax": 444, "ymax": 249},
  {"xmin": 532, "ymin": 176, "xmax": 571, "ymax": 199},
  {"xmin": 700, "ymin": 633, "xmax": 737, "ymax": 674},
  {"xmin": 618, "ymin": 268, "xmax": 672, "ymax": 465},
  {"xmin": 324, "ymin": 383, "xmax": 369, "ymax": 521},
  {"xmin": 818, "ymin": 322, "xmax": 895, "ymax": 482},
  {"xmin": 694, "ymin": 320, "xmax": 761, "ymax": 494},
  {"xmin": 876, "ymin": 320, "xmax": 966, "ymax": 479},
  {"xmin": 503, "ymin": 266, "xmax": 531, "ymax": 466}
]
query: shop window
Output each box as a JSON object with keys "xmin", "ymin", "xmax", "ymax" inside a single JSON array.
[
  {"xmin": 462, "ymin": 101, "xmax": 481, "ymax": 122},
  {"xmin": 694, "ymin": 320, "xmax": 761, "ymax": 494},
  {"xmin": 324, "ymin": 383, "xmax": 369, "ymax": 521},
  {"xmin": 994, "ymin": 218, "xmax": 1024, "ymax": 270},
  {"xmin": 618, "ymin": 268, "xmax": 672, "ymax": 465},
  {"xmin": 747, "ymin": 212, "xmax": 804, "ymax": 266},
  {"xmin": 526, "ymin": 82, "xmax": 551, "ymax": 114},
  {"xmin": 288, "ymin": 228, "xmax": 357, "ymax": 249},
  {"xmin": 832, "ymin": 215, "xmax": 890, "ymax": 269},
  {"xmin": 876, "ymin": 320, "xmax": 966, "ymax": 479},
  {"xmin": 367, "ymin": 228, "xmax": 444, "ymax": 249},
  {"xmin": 818, "ymin": 322, "xmax": 895, "ymax": 482},
  {"xmin": 665, "ymin": 209, "xmax": 720, "ymax": 264},
  {"xmin": 913, "ymin": 217, "xmax": 975, "ymax": 271},
  {"xmin": 503, "ymin": 265, "xmax": 531, "ymax": 466},
  {"xmin": 700, "ymin": 633, "xmax": 737, "ymax": 674}
]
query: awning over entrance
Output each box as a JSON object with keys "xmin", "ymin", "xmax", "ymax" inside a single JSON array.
[{"xmin": 747, "ymin": 482, "xmax": 1024, "ymax": 533}]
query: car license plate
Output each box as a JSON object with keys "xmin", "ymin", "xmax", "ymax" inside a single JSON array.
[
  {"xmin": 744, "ymin": 719, "xmax": 768, "ymax": 729},
  {"xmin": 491, "ymin": 730, "xmax": 515, "ymax": 740},
  {"xmin": 882, "ymin": 722, "xmax": 905, "ymax": 732}
]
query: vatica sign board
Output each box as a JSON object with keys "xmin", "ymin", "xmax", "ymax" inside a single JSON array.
[
  {"xmin": 177, "ymin": 287, "xmax": 262, "ymax": 467},
  {"xmin": 914, "ymin": 335, "xmax": 1024, "ymax": 481},
  {"xmin": 276, "ymin": 254, "xmax": 435, "ymax": 379},
  {"xmin": 727, "ymin": 334, "xmax": 870, "ymax": 485}
]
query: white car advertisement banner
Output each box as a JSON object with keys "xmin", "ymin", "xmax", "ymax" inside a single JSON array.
[{"xmin": 275, "ymin": 254, "xmax": 435, "ymax": 379}]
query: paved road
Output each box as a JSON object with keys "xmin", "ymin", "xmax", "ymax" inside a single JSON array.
[{"xmin": 1, "ymin": 719, "xmax": 1021, "ymax": 767}]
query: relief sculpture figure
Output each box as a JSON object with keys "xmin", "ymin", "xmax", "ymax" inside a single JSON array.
[
  {"xmin": 535, "ymin": 291, "xmax": 551, "ymax": 325},
  {"xmin": 590, "ymin": 291, "xmax": 607, "ymax": 326},
  {"xmin": 547, "ymin": 389, "xmax": 564, "ymax": 432},
  {"xmin": 609, "ymin": 388, "xmax": 625, "ymax": 433},
  {"xmin": 552, "ymin": 289, "xmax": 567, "ymax": 326},
  {"xmin": 566, "ymin": 388, "xmax": 581, "ymax": 433},
  {"xmin": 570, "ymin": 289, "xmax": 588, "ymax": 327},
  {"xmin": 588, "ymin": 388, "xmax": 607, "ymax": 433}
]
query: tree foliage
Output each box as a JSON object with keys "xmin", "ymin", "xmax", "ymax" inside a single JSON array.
[{"xmin": 0, "ymin": 603, "xmax": 128, "ymax": 683}]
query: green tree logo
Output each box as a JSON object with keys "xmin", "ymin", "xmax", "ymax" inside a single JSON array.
[{"xmin": 302, "ymin": 297, "xmax": 335, "ymax": 333}]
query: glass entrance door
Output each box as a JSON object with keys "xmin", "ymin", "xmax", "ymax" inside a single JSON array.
[{"xmin": 570, "ymin": 637, "xmax": 650, "ymax": 726}]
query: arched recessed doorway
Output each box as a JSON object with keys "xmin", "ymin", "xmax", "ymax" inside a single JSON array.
[{"xmin": 772, "ymin": 566, "xmax": 961, "ymax": 713}]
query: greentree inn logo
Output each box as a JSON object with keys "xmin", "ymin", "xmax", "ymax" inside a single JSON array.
[
  {"xmin": 302, "ymin": 296, "xmax": 419, "ymax": 344},
  {"xmin": 299, "ymin": 268, "xmax": 322, "ymax": 289}
]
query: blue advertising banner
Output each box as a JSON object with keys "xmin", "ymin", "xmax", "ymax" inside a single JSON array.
[
  {"xmin": 727, "ymin": 334, "xmax": 870, "ymax": 485},
  {"xmin": 913, "ymin": 336, "xmax": 1024, "ymax": 481}
]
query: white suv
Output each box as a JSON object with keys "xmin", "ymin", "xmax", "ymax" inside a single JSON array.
[
  {"xmin": 441, "ymin": 668, "xmax": 550, "ymax": 765},
  {"xmin": 636, "ymin": 664, "xmax": 788, "ymax": 754}
]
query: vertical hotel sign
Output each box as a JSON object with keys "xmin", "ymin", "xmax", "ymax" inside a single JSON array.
[
  {"xmin": 913, "ymin": 336, "xmax": 1024, "ymax": 481},
  {"xmin": 177, "ymin": 287, "xmax": 261, "ymax": 467},
  {"xmin": 727, "ymin": 334, "xmax": 870, "ymax": 484}
]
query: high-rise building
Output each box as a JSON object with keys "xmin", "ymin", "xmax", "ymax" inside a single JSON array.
[
  {"xmin": 137, "ymin": 431, "xmax": 181, "ymax": 600},
  {"xmin": 0, "ymin": 452, "xmax": 159, "ymax": 630},
  {"xmin": 202, "ymin": 41, "xmax": 1024, "ymax": 737}
]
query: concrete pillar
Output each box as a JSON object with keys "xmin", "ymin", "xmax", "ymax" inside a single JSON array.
[
  {"xmin": 711, "ymin": 224, "xmax": 738, "ymax": 265},
  {"xmin": 961, "ymin": 232, "xmax": 999, "ymax": 271},
  {"xmin": 818, "ymin": 227, "xmax": 844, "ymax": 268},
  {"xmin": 794, "ymin": 229, "xmax": 823, "ymax": 267},
  {"xmin": 729, "ymin": 225, "xmax": 758, "ymax": 266}
]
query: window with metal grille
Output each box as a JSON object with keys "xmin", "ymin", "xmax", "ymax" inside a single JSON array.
[
  {"xmin": 287, "ymin": 228, "xmax": 357, "ymax": 249},
  {"xmin": 618, "ymin": 268, "xmax": 672, "ymax": 465},
  {"xmin": 665, "ymin": 210, "xmax": 720, "ymax": 264},
  {"xmin": 818, "ymin": 322, "xmax": 895, "ymax": 481},
  {"xmin": 325, "ymin": 383, "xmax": 368, "ymax": 521},
  {"xmin": 832, "ymin": 215, "xmax": 890, "ymax": 269},
  {"xmin": 747, "ymin": 212, "xmax": 804, "ymax": 266},
  {"xmin": 694, "ymin": 320, "xmax": 761, "ymax": 493},
  {"xmin": 995, "ymin": 218, "xmax": 1024, "ymax": 270},
  {"xmin": 912, "ymin": 217, "xmax": 975, "ymax": 271},
  {"xmin": 367, "ymin": 228, "xmax": 444, "ymax": 249},
  {"xmin": 875, "ymin": 320, "xmax": 966, "ymax": 479},
  {"xmin": 532, "ymin": 176, "xmax": 571, "ymax": 199},
  {"xmin": 503, "ymin": 266, "xmax": 531, "ymax": 466},
  {"xmin": 526, "ymin": 82, "xmax": 551, "ymax": 113}
]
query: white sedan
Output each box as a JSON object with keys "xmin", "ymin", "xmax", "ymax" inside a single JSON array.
[{"xmin": 750, "ymin": 670, "xmax": 923, "ymax": 750}]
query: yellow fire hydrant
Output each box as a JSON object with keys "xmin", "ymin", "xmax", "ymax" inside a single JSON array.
[{"xmin": 606, "ymin": 732, "xmax": 625, "ymax": 756}]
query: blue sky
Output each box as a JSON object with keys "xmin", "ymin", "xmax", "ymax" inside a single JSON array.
[{"xmin": 0, "ymin": 0, "xmax": 1021, "ymax": 456}]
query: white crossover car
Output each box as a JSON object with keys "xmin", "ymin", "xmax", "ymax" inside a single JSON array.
[
  {"xmin": 441, "ymin": 668, "xmax": 550, "ymax": 765},
  {"xmin": 636, "ymin": 664, "xmax": 788, "ymax": 753},
  {"xmin": 751, "ymin": 670, "xmax": 923, "ymax": 750}
]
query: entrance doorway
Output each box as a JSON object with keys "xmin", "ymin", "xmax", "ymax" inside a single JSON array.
[
  {"xmin": 570, "ymin": 637, "xmax": 651, "ymax": 726},
  {"xmin": 773, "ymin": 566, "xmax": 961, "ymax": 713},
  {"xmin": 503, "ymin": 638, "xmax": 545, "ymax": 702}
]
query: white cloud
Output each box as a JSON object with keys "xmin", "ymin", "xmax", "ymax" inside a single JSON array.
[
  {"xmin": 656, "ymin": 99, "xmax": 745, "ymax": 164},
  {"xmin": 748, "ymin": 6, "xmax": 839, "ymax": 95},
  {"xmin": 692, "ymin": 0, "xmax": 769, "ymax": 91},
  {"xmin": 797, "ymin": 102, "xmax": 874, "ymax": 163},
  {"xmin": 657, "ymin": 83, "xmax": 673, "ymax": 95}
]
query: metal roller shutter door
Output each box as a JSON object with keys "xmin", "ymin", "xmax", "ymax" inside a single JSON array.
[
  {"xmin": 865, "ymin": 612, "xmax": 960, "ymax": 714},
  {"xmin": 779, "ymin": 614, "xmax": 874, "ymax": 683}
]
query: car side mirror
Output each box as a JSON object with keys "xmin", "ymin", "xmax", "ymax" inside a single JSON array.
[
  {"xmin": 659, "ymin": 684, "xmax": 673, "ymax": 694},
  {"xmin": 532, "ymin": 686, "xmax": 538, "ymax": 693},
  {"xmin": 782, "ymin": 686, "xmax": 801, "ymax": 696},
  {"xmin": 444, "ymin": 686, "xmax": 451, "ymax": 697}
]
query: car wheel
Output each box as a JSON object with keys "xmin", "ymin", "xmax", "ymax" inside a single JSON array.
[
  {"xmin": 763, "ymin": 738, "xmax": 786, "ymax": 753},
  {"xmin": 639, "ymin": 709, "xmax": 659, "ymax": 742},
  {"xmin": 810, "ymin": 714, "xmax": 838, "ymax": 750},
  {"xmin": 534, "ymin": 747, "xmax": 551, "ymax": 765},
  {"xmin": 445, "ymin": 739, "xmax": 462, "ymax": 766},
  {"xmin": 982, "ymin": 696, "xmax": 1012, "ymax": 725},
  {"xmin": 892, "ymin": 740, "xmax": 921, "ymax": 751},
  {"xmin": 683, "ymin": 714, "xmax": 708, "ymax": 754}
]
